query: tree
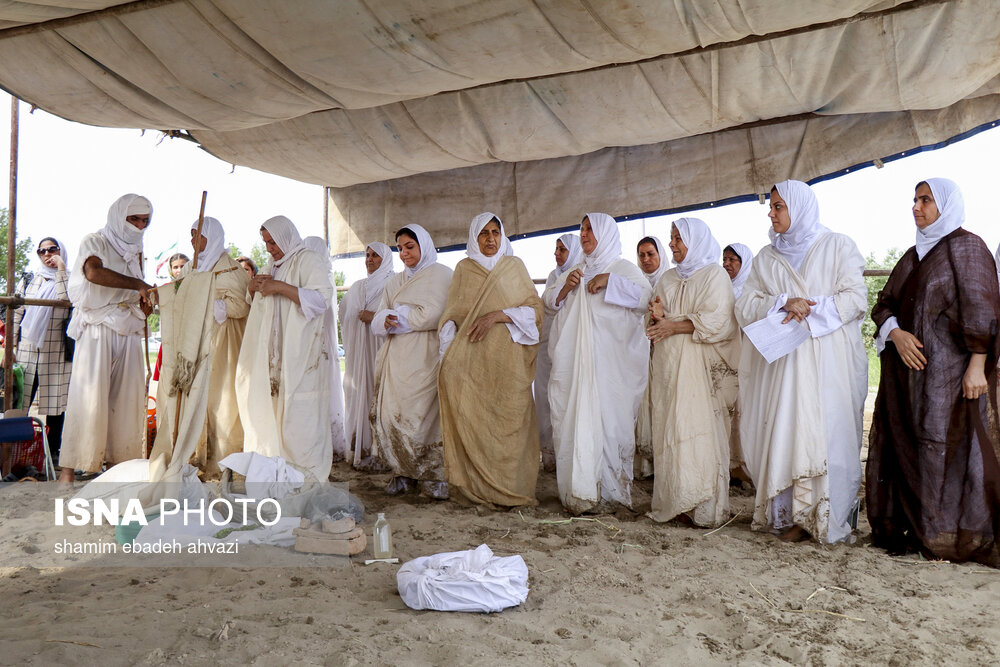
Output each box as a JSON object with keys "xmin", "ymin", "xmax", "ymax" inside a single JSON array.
[
  {"xmin": 227, "ymin": 243, "xmax": 242, "ymax": 260},
  {"xmin": 862, "ymin": 248, "xmax": 903, "ymax": 350},
  {"xmin": 249, "ymin": 242, "xmax": 269, "ymax": 271},
  {"xmin": 0, "ymin": 208, "xmax": 34, "ymax": 294}
]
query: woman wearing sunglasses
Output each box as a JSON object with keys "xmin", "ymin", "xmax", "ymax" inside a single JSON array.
[{"xmin": 11, "ymin": 237, "xmax": 73, "ymax": 465}]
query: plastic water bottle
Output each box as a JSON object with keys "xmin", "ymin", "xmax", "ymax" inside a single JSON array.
[{"xmin": 373, "ymin": 512, "xmax": 393, "ymax": 559}]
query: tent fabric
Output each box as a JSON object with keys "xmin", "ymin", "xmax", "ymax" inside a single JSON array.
[{"xmin": 0, "ymin": 1, "xmax": 998, "ymax": 255}]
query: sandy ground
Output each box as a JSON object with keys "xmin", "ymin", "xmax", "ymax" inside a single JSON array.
[{"xmin": 2, "ymin": 449, "xmax": 1000, "ymax": 667}]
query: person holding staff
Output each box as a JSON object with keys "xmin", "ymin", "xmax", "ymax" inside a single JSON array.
[{"xmin": 59, "ymin": 194, "xmax": 155, "ymax": 484}]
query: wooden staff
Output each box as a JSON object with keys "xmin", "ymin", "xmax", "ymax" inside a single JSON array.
[{"xmin": 171, "ymin": 191, "xmax": 207, "ymax": 446}]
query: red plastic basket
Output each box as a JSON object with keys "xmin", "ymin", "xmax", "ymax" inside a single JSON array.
[{"xmin": 9, "ymin": 419, "xmax": 46, "ymax": 477}]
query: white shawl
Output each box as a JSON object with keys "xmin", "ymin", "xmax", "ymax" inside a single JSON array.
[
  {"xmin": 915, "ymin": 178, "xmax": 965, "ymax": 260},
  {"xmin": 582, "ymin": 212, "xmax": 621, "ymax": 282},
  {"xmin": 726, "ymin": 243, "xmax": 754, "ymax": 299},
  {"xmin": 466, "ymin": 212, "xmax": 513, "ymax": 271},
  {"xmin": 20, "ymin": 240, "xmax": 70, "ymax": 348},
  {"xmin": 638, "ymin": 236, "xmax": 668, "ymax": 288},
  {"xmin": 190, "ymin": 217, "xmax": 227, "ymax": 272},
  {"xmin": 672, "ymin": 218, "xmax": 721, "ymax": 280},
  {"xmin": 555, "ymin": 233, "xmax": 583, "ymax": 278},
  {"xmin": 100, "ymin": 194, "xmax": 150, "ymax": 279},
  {"xmin": 400, "ymin": 224, "xmax": 438, "ymax": 278},
  {"xmin": 768, "ymin": 180, "xmax": 829, "ymax": 272}
]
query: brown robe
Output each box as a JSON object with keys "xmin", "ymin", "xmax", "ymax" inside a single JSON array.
[
  {"xmin": 867, "ymin": 228, "xmax": 1000, "ymax": 566},
  {"xmin": 438, "ymin": 256, "xmax": 543, "ymax": 507}
]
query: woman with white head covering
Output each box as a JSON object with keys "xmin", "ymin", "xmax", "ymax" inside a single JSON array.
[
  {"xmin": 867, "ymin": 179, "xmax": 1000, "ymax": 566},
  {"xmin": 60, "ymin": 194, "xmax": 155, "ymax": 484},
  {"xmin": 301, "ymin": 236, "xmax": 348, "ymax": 465},
  {"xmin": 645, "ymin": 218, "xmax": 738, "ymax": 526},
  {"xmin": 735, "ymin": 180, "xmax": 867, "ymax": 544},
  {"xmin": 723, "ymin": 243, "xmax": 754, "ymax": 299},
  {"xmin": 338, "ymin": 242, "xmax": 395, "ymax": 469},
  {"xmin": 438, "ymin": 213, "xmax": 543, "ymax": 507},
  {"xmin": 636, "ymin": 236, "xmax": 668, "ymax": 288},
  {"xmin": 546, "ymin": 212, "xmax": 652, "ymax": 513},
  {"xmin": 536, "ymin": 233, "xmax": 583, "ymax": 471},
  {"xmin": 633, "ymin": 234, "xmax": 668, "ymax": 479},
  {"xmin": 147, "ymin": 216, "xmax": 250, "ymax": 485},
  {"xmin": 12, "ymin": 238, "xmax": 72, "ymax": 465},
  {"xmin": 235, "ymin": 216, "xmax": 334, "ymax": 483},
  {"xmin": 370, "ymin": 224, "xmax": 453, "ymax": 498}
]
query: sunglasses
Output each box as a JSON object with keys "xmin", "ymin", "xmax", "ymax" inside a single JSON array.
[{"xmin": 37, "ymin": 246, "xmax": 61, "ymax": 256}]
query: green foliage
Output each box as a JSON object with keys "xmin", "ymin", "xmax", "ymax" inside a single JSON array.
[
  {"xmin": 227, "ymin": 244, "xmax": 241, "ymax": 259},
  {"xmin": 863, "ymin": 248, "xmax": 903, "ymax": 387},
  {"xmin": 249, "ymin": 242, "xmax": 269, "ymax": 271},
  {"xmin": 0, "ymin": 209, "xmax": 34, "ymax": 293},
  {"xmin": 147, "ymin": 312, "xmax": 160, "ymax": 333}
]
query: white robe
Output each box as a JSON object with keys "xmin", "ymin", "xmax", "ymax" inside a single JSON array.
[
  {"xmin": 235, "ymin": 249, "xmax": 334, "ymax": 483},
  {"xmin": 60, "ymin": 233, "xmax": 146, "ymax": 472},
  {"xmin": 547, "ymin": 259, "xmax": 652, "ymax": 513},
  {"xmin": 370, "ymin": 263, "xmax": 453, "ymax": 481},
  {"xmin": 648, "ymin": 265, "xmax": 739, "ymax": 526},
  {"xmin": 339, "ymin": 277, "xmax": 387, "ymax": 467},
  {"xmin": 736, "ymin": 233, "xmax": 867, "ymax": 543},
  {"xmin": 535, "ymin": 268, "xmax": 560, "ymax": 468}
]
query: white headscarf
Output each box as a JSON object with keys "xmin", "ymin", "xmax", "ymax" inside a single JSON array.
[
  {"xmin": 466, "ymin": 212, "xmax": 514, "ymax": 271},
  {"xmin": 364, "ymin": 242, "xmax": 395, "ymax": 306},
  {"xmin": 637, "ymin": 235, "xmax": 668, "ymax": 288},
  {"xmin": 582, "ymin": 212, "xmax": 622, "ymax": 282},
  {"xmin": 303, "ymin": 236, "xmax": 333, "ymax": 272},
  {"xmin": 725, "ymin": 242, "xmax": 754, "ymax": 298},
  {"xmin": 915, "ymin": 178, "xmax": 965, "ymax": 261},
  {"xmin": 20, "ymin": 238, "xmax": 70, "ymax": 348},
  {"xmin": 768, "ymin": 180, "xmax": 829, "ymax": 271},
  {"xmin": 261, "ymin": 215, "xmax": 306, "ymax": 269},
  {"xmin": 101, "ymin": 193, "xmax": 151, "ymax": 279},
  {"xmin": 555, "ymin": 233, "xmax": 584, "ymax": 277},
  {"xmin": 190, "ymin": 216, "xmax": 227, "ymax": 272},
  {"xmin": 672, "ymin": 218, "xmax": 721, "ymax": 280},
  {"xmin": 397, "ymin": 224, "xmax": 438, "ymax": 278}
]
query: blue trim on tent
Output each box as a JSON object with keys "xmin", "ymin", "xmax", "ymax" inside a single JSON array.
[{"xmin": 332, "ymin": 117, "xmax": 1000, "ymax": 259}]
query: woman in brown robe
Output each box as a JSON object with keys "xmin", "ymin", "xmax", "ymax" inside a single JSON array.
[
  {"xmin": 438, "ymin": 213, "xmax": 543, "ymax": 507},
  {"xmin": 867, "ymin": 178, "xmax": 1000, "ymax": 566}
]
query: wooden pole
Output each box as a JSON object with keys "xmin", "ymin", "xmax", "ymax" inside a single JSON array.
[
  {"xmin": 4, "ymin": 97, "xmax": 18, "ymax": 412},
  {"xmin": 172, "ymin": 190, "xmax": 207, "ymax": 446}
]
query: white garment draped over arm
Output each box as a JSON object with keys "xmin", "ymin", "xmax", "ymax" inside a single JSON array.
[
  {"xmin": 502, "ymin": 306, "xmax": 539, "ymax": 345},
  {"xmin": 370, "ymin": 305, "xmax": 413, "ymax": 336},
  {"xmin": 297, "ymin": 287, "xmax": 327, "ymax": 323},
  {"xmin": 603, "ymin": 273, "xmax": 643, "ymax": 309}
]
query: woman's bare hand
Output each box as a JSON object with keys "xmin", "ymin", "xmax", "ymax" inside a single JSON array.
[
  {"xmin": 358, "ymin": 309, "xmax": 374, "ymax": 324},
  {"xmin": 888, "ymin": 328, "xmax": 927, "ymax": 371},
  {"xmin": 587, "ymin": 273, "xmax": 610, "ymax": 294},
  {"xmin": 963, "ymin": 354, "xmax": 988, "ymax": 400},
  {"xmin": 467, "ymin": 311, "xmax": 504, "ymax": 343},
  {"xmin": 648, "ymin": 296, "xmax": 665, "ymax": 322},
  {"xmin": 646, "ymin": 319, "xmax": 675, "ymax": 343},
  {"xmin": 781, "ymin": 297, "xmax": 817, "ymax": 324},
  {"xmin": 556, "ymin": 269, "xmax": 583, "ymax": 306}
]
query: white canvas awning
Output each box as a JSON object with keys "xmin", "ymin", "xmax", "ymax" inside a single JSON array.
[{"xmin": 0, "ymin": 0, "xmax": 996, "ymax": 255}]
